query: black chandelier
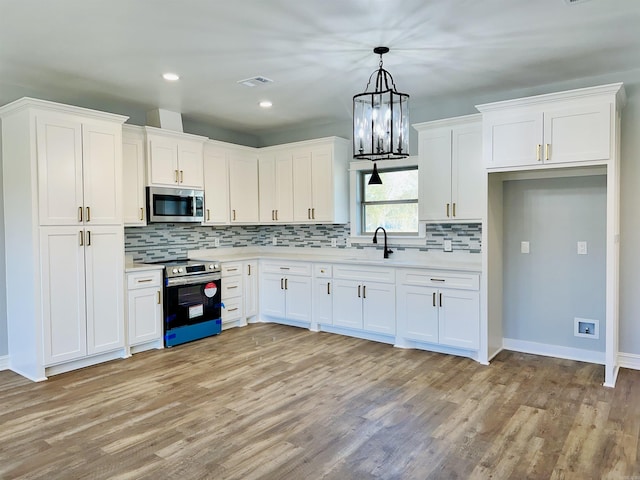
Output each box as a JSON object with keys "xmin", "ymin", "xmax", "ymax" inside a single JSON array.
[{"xmin": 353, "ymin": 46, "xmax": 410, "ymax": 185}]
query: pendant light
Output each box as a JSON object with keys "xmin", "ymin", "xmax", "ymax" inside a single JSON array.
[{"xmin": 353, "ymin": 46, "xmax": 410, "ymax": 185}]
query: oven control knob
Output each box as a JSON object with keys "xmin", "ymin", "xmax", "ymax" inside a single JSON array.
[
  {"xmin": 172, "ymin": 268, "xmax": 178, "ymax": 274},
  {"xmin": 178, "ymin": 268, "xmax": 183, "ymax": 273},
  {"xmin": 209, "ymin": 264, "xmax": 214, "ymax": 270}
]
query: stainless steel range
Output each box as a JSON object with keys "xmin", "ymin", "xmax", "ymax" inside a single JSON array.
[{"xmin": 160, "ymin": 259, "xmax": 222, "ymax": 347}]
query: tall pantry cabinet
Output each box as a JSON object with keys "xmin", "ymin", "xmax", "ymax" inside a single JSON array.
[{"xmin": 0, "ymin": 98, "xmax": 128, "ymax": 381}]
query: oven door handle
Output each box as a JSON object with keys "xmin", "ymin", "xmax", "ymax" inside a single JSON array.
[{"xmin": 165, "ymin": 273, "xmax": 221, "ymax": 287}]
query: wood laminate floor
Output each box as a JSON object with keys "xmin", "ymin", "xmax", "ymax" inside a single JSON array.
[{"xmin": 1, "ymin": 323, "xmax": 639, "ymax": 479}]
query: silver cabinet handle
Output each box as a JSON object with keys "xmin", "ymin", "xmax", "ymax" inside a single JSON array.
[
  {"xmin": 137, "ymin": 278, "xmax": 153, "ymax": 283},
  {"xmin": 175, "ymin": 170, "xmax": 179, "ymax": 183},
  {"xmin": 180, "ymin": 170, "xmax": 184, "ymax": 183}
]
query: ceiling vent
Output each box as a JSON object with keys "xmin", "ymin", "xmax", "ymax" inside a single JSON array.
[
  {"xmin": 237, "ymin": 76, "xmax": 274, "ymax": 87},
  {"xmin": 564, "ymin": 0, "xmax": 592, "ymax": 4}
]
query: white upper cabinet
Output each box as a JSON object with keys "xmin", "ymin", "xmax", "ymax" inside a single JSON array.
[
  {"xmin": 290, "ymin": 137, "xmax": 349, "ymax": 224},
  {"xmin": 202, "ymin": 141, "xmax": 231, "ymax": 225},
  {"xmin": 477, "ymin": 84, "xmax": 625, "ymax": 171},
  {"xmin": 122, "ymin": 126, "xmax": 146, "ymax": 226},
  {"xmin": 37, "ymin": 113, "xmax": 122, "ymax": 226},
  {"xmin": 415, "ymin": 115, "xmax": 483, "ymax": 222},
  {"xmin": 228, "ymin": 147, "xmax": 259, "ymax": 223},
  {"xmin": 145, "ymin": 127, "xmax": 206, "ymax": 189},
  {"xmin": 258, "ymin": 149, "xmax": 293, "ymax": 223}
]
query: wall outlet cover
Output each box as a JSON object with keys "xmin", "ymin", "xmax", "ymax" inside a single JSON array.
[
  {"xmin": 521, "ymin": 241, "xmax": 530, "ymax": 254},
  {"xmin": 574, "ymin": 317, "xmax": 599, "ymax": 339},
  {"xmin": 331, "ymin": 238, "xmax": 337, "ymax": 247},
  {"xmin": 272, "ymin": 236, "xmax": 277, "ymax": 246},
  {"xmin": 443, "ymin": 239, "xmax": 453, "ymax": 252},
  {"xmin": 214, "ymin": 238, "xmax": 220, "ymax": 247},
  {"xmin": 577, "ymin": 241, "xmax": 588, "ymax": 255}
]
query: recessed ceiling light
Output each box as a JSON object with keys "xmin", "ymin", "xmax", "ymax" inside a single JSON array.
[
  {"xmin": 259, "ymin": 100, "xmax": 273, "ymax": 108},
  {"xmin": 162, "ymin": 73, "xmax": 180, "ymax": 81}
]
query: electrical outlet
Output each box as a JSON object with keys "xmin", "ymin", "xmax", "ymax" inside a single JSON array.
[
  {"xmin": 521, "ymin": 241, "xmax": 530, "ymax": 254},
  {"xmin": 272, "ymin": 236, "xmax": 277, "ymax": 246},
  {"xmin": 443, "ymin": 239, "xmax": 453, "ymax": 252},
  {"xmin": 577, "ymin": 241, "xmax": 588, "ymax": 255},
  {"xmin": 346, "ymin": 238, "xmax": 352, "ymax": 248},
  {"xmin": 214, "ymin": 238, "xmax": 220, "ymax": 247},
  {"xmin": 331, "ymin": 238, "xmax": 337, "ymax": 248}
]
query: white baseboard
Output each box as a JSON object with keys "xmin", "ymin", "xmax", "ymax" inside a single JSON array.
[
  {"xmin": 618, "ymin": 352, "xmax": 640, "ymax": 370},
  {"xmin": 0, "ymin": 355, "xmax": 9, "ymax": 371},
  {"xmin": 503, "ymin": 338, "xmax": 605, "ymax": 365}
]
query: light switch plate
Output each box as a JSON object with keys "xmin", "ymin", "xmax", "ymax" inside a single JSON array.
[
  {"xmin": 521, "ymin": 241, "xmax": 530, "ymax": 254},
  {"xmin": 214, "ymin": 238, "xmax": 220, "ymax": 247},
  {"xmin": 331, "ymin": 238, "xmax": 337, "ymax": 247},
  {"xmin": 443, "ymin": 239, "xmax": 453, "ymax": 252},
  {"xmin": 272, "ymin": 236, "xmax": 277, "ymax": 246}
]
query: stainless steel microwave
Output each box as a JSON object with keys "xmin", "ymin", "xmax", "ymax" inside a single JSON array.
[{"xmin": 147, "ymin": 186, "xmax": 204, "ymax": 223}]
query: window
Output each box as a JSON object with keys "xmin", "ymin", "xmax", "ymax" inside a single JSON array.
[{"xmin": 360, "ymin": 166, "xmax": 419, "ymax": 235}]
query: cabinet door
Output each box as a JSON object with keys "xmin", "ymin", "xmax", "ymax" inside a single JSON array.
[
  {"xmin": 258, "ymin": 153, "xmax": 277, "ymax": 223},
  {"xmin": 127, "ymin": 287, "xmax": 162, "ymax": 346},
  {"xmin": 82, "ymin": 122, "xmax": 122, "ymax": 225},
  {"xmin": 332, "ymin": 279, "xmax": 363, "ymax": 330},
  {"xmin": 438, "ymin": 289, "xmax": 479, "ymax": 350},
  {"xmin": 452, "ymin": 124, "xmax": 483, "ymax": 220},
  {"xmin": 543, "ymin": 103, "xmax": 611, "ymax": 164},
  {"xmin": 260, "ymin": 272, "xmax": 286, "ymax": 318},
  {"xmin": 284, "ymin": 276, "xmax": 312, "ymax": 323},
  {"xmin": 84, "ymin": 226, "xmax": 125, "ymax": 355},
  {"xmin": 36, "ymin": 115, "xmax": 84, "ymax": 225},
  {"xmin": 292, "ymin": 149, "xmax": 313, "ymax": 221},
  {"xmin": 148, "ymin": 137, "xmax": 179, "ymax": 186},
  {"xmin": 419, "ymin": 128, "xmax": 452, "ymax": 221},
  {"xmin": 177, "ymin": 140, "xmax": 204, "ymax": 188},
  {"xmin": 123, "ymin": 132, "xmax": 146, "ymax": 225},
  {"xmin": 314, "ymin": 278, "xmax": 333, "ymax": 325},
  {"xmin": 362, "ymin": 282, "xmax": 395, "ymax": 335},
  {"xmin": 244, "ymin": 261, "xmax": 258, "ymax": 318},
  {"xmin": 483, "ymin": 112, "xmax": 543, "ymax": 168},
  {"xmin": 229, "ymin": 151, "xmax": 259, "ymax": 223},
  {"xmin": 275, "ymin": 152, "xmax": 294, "ymax": 222},
  {"xmin": 310, "ymin": 146, "xmax": 333, "ymax": 221},
  {"xmin": 40, "ymin": 227, "xmax": 87, "ymax": 365},
  {"xmin": 396, "ymin": 285, "xmax": 438, "ymax": 343},
  {"xmin": 203, "ymin": 145, "xmax": 230, "ymax": 224}
]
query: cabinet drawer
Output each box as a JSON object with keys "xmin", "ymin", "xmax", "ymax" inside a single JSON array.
[
  {"xmin": 222, "ymin": 262, "xmax": 243, "ymax": 277},
  {"xmin": 397, "ymin": 269, "xmax": 479, "ymax": 290},
  {"xmin": 314, "ymin": 264, "xmax": 332, "ymax": 278},
  {"xmin": 222, "ymin": 277, "xmax": 243, "ymax": 299},
  {"xmin": 222, "ymin": 298, "xmax": 243, "ymax": 323},
  {"xmin": 127, "ymin": 270, "xmax": 162, "ymax": 290},
  {"xmin": 333, "ymin": 265, "xmax": 395, "ymax": 283},
  {"xmin": 261, "ymin": 261, "xmax": 311, "ymax": 276}
]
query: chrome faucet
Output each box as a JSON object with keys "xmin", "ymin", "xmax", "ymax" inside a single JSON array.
[{"xmin": 372, "ymin": 227, "xmax": 393, "ymax": 259}]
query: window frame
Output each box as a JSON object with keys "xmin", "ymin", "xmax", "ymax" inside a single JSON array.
[
  {"xmin": 349, "ymin": 156, "xmax": 426, "ymax": 245},
  {"xmin": 360, "ymin": 166, "xmax": 419, "ymax": 236}
]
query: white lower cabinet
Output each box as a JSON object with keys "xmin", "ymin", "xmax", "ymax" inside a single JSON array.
[
  {"xmin": 313, "ymin": 265, "xmax": 333, "ymax": 326},
  {"xmin": 222, "ymin": 262, "xmax": 244, "ymax": 327},
  {"xmin": 332, "ymin": 265, "xmax": 396, "ymax": 336},
  {"xmin": 41, "ymin": 226, "xmax": 125, "ymax": 365},
  {"xmin": 244, "ymin": 261, "xmax": 258, "ymax": 319},
  {"xmin": 260, "ymin": 262, "xmax": 312, "ymax": 325},
  {"xmin": 396, "ymin": 269, "xmax": 480, "ymax": 350},
  {"xmin": 126, "ymin": 269, "xmax": 163, "ymax": 349}
]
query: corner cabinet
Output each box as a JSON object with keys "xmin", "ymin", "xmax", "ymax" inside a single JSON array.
[
  {"xmin": 414, "ymin": 115, "xmax": 483, "ymax": 222},
  {"xmin": 122, "ymin": 125, "xmax": 146, "ymax": 226},
  {"xmin": 228, "ymin": 148, "xmax": 260, "ymax": 223},
  {"xmin": 477, "ymin": 85, "xmax": 619, "ymax": 171},
  {"xmin": 145, "ymin": 126, "xmax": 207, "ymax": 188},
  {"xmin": 0, "ymin": 98, "xmax": 128, "ymax": 381}
]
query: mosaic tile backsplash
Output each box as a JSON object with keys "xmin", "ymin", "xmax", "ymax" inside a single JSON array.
[{"xmin": 125, "ymin": 223, "xmax": 481, "ymax": 262}]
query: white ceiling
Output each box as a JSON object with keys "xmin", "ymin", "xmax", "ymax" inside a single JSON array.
[{"xmin": 1, "ymin": 0, "xmax": 639, "ymax": 136}]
